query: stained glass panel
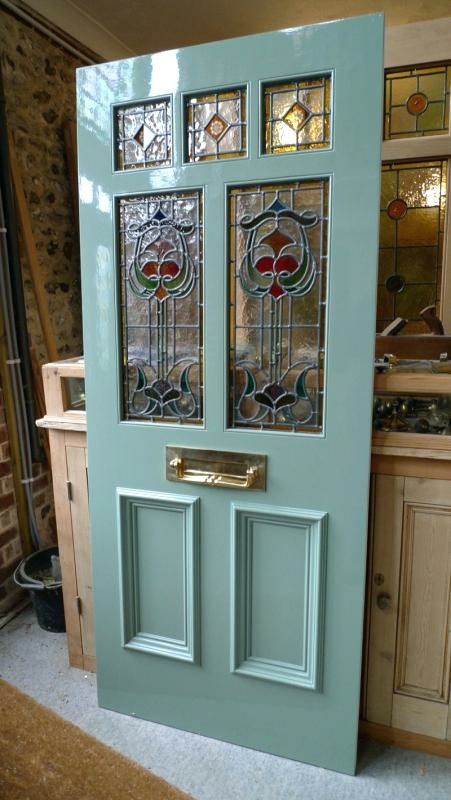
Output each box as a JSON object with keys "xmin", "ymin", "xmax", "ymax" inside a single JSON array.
[
  {"xmin": 229, "ymin": 179, "xmax": 329, "ymax": 433},
  {"xmin": 377, "ymin": 160, "xmax": 447, "ymax": 333},
  {"xmin": 116, "ymin": 98, "xmax": 172, "ymax": 170},
  {"xmin": 384, "ymin": 63, "xmax": 451, "ymax": 140},
  {"xmin": 263, "ymin": 75, "xmax": 331, "ymax": 154},
  {"xmin": 119, "ymin": 191, "xmax": 203, "ymax": 423},
  {"xmin": 186, "ymin": 87, "xmax": 246, "ymax": 162}
]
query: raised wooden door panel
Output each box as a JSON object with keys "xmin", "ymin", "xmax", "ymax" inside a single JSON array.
[
  {"xmin": 365, "ymin": 473, "xmax": 451, "ymax": 739},
  {"xmin": 365, "ymin": 473, "xmax": 404, "ymax": 725},
  {"xmin": 66, "ymin": 438, "xmax": 95, "ymax": 670},
  {"xmin": 78, "ymin": 15, "xmax": 383, "ymax": 773}
]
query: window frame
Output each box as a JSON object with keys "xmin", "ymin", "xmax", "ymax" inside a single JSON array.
[{"xmin": 383, "ymin": 17, "xmax": 451, "ymax": 333}]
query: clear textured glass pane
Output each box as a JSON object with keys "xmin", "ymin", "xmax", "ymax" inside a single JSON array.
[
  {"xmin": 186, "ymin": 87, "xmax": 246, "ymax": 162},
  {"xmin": 384, "ymin": 62, "xmax": 451, "ymax": 140},
  {"xmin": 119, "ymin": 191, "xmax": 203, "ymax": 423},
  {"xmin": 264, "ymin": 74, "xmax": 331, "ymax": 154},
  {"xmin": 377, "ymin": 161, "xmax": 447, "ymax": 330},
  {"xmin": 229, "ymin": 179, "xmax": 329, "ymax": 434},
  {"xmin": 116, "ymin": 98, "xmax": 172, "ymax": 170}
]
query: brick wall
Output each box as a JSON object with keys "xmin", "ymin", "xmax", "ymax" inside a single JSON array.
[{"xmin": 0, "ymin": 8, "xmax": 85, "ymax": 612}]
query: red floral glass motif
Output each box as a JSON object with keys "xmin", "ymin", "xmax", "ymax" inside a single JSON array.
[{"xmin": 255, "ymin": 229, "xmax": 298, "ymax": 299}]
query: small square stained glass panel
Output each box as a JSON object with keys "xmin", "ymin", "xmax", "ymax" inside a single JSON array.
[
  {"xmin": 384, "ymin": 63, "xmax": 451, "ymax": 140},
  {"xmin": 263, "ymin": 75, "xmax": 331, "ymax": 154},
  {"xmin": 185, "ymin": 87, "xmax": 246, "ymax": 162},
  {"xmin": 116, "ymin": 98, "xmax": 172, "ymax": 170}
]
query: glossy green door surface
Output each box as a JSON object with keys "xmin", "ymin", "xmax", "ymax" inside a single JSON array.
[{"xmin": 77, "ymin": 15, "xmax": 383, "ymax": 774}]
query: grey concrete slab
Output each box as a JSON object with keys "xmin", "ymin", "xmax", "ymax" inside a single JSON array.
[{"xmin": 1, "ymin": 608, "xmax": 450, "ymax": 800}]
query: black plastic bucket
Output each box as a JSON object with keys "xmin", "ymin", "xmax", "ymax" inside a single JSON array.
[{"xmin": 14, "ymin": 545, "xmax": 66, "ymax": 633}]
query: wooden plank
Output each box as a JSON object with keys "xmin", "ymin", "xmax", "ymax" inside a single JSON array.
[
  {"xmin": 36, "ymin": 416, "xmax": 87, "ymax": 433},
  {"xmin": 373, "ymin": 372, "xmax": 451, "ymax": 395},
  {"xmin": 372, "ymin": 455, "xmax": 451, "ymax": 480},
  {"xmin": 395, "ymin": 501, "xmax": 451, "ymax": 703},
  {"xmin": 47, "ymin": 429, "xmax": 83, "ymax": 668},
  {"xmin": 364, "ymin": 474, "xmax": 404, "ymax": 726},
  {"xmin": 382, "ymin": 136, "xmax": 451, "ymax": 162},
  {"xmin": 392, "ymin": 694, "xmax": 448, "ymax": 739},
  {"xmin": 372, "ymin": 432, "xmax": 451, "ymax": 452},
  {"xmin": 66, "ymin": 442, "xmax": 95, "ymax": 670},
  {"xmin": 375, "ymin": 336, "xmax": 451, "ymax": 360},
  {"xmin": 404, "ymin": 477, "xmax": 451, "ymax": 505},
  {"xmin": 8, "ymin": 132, "xmax": 58, "ymax": 363},
  {"xmin": 360, "ymin": 720, "xmax": 451, "ymax": 759},
  {"xmin": 0, "ymin": 302, "xmax": 32, "ymax": 555},
  {"xmin": 372, "ymin": 446, "xmax": 451, "ymax": 463},
  {"xmin": 29, "ymin": 349, "xmax": 50, "ymax": 466}
]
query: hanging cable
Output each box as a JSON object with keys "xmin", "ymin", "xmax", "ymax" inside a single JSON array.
[{"xmin": 0, "ymin": 181, "xmax": 40, "ymax": 549}]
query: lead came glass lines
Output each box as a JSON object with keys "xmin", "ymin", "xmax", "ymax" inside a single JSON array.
[
  {"xmin": 116, "ymin": 98, "xmax": 172, "ymax": 170},
  {"xmin": 384, "ymin": 63, "xmax": 451, "ymax": 140},
  {"xmin": 186, "ymin": 87, "xmax": 247, "ymax": 162},
  {"xmin": 119, "ymin": 191, "xmax": 203, "ymax": 423},
  {"xmin": 378, "ymin": 160, "xmax": 447, "ymax": 333},
  {"xmin": 264, "ymin": 75, "xmax": 331, "ymax": 154},
  {"xmin": 229, "ymin": 180, "xmax": 329, "ymax": 433}
]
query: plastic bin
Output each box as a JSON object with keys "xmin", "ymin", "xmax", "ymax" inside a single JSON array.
[{"xmin": 14, "ymin": 545, "xmax": 66, "ymax": 632}]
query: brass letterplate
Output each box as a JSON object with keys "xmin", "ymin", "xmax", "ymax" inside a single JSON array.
[{"xmin": 166, "ymin": 446, "xmax": 266, "ymax": 490}]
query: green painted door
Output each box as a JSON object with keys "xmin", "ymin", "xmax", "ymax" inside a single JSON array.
[{"xmin": 77, "ymin": 14, "xmax": 383, "ymax": 774}]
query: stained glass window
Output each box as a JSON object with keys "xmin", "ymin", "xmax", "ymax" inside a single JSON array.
[
  {"xmin": 119, "ymin": 191, "xmax": 203, "ymax": 423},
  {"xmin": 116, "ymin": 98, "xmax": 172, "ymax": 170},
  {"xmin": 229, "ymin": 179, "xmax": 329, "ymax": 434},
  {"xmin": 263, "ymin": 75, "xmax": 331, "ymax": 154},
  {"xmin": 378, "ymin": 160, "xmax": 447, "ymax": 333},
  {"xmin": 185, "ymin": 87, "xmax": 246, "ymax": 162},
  {"xmin": 384, "ymin": 63, "xmax": 451, "ymax": 140}
]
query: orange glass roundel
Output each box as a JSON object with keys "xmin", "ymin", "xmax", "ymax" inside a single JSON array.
[
  {"xmin": 406, "ymin": 92, "xmax": 428, "ymax": 116},
  {"xmin": 387, "ymin": 198, "xmax": 408, "ymax": 220}
]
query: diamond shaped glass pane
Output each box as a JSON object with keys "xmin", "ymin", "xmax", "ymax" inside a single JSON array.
[
  {"xmin": 116, "ymin": 97, "xmax": 172, "ymax": 170},
  {"xmin": 264, "ymin": 75, "xmax": 331, "ymax": 154},
  {"xmin": 185, "ymin": 87, "xmax": 246, "ymax": 162}
]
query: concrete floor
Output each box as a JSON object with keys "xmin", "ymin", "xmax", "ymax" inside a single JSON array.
[{"xmin": 1, "ymin": 607, "xmax": 451, "ymax": 800}]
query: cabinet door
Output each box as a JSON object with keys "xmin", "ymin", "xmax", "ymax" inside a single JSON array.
[
  {"xmin": 366, "ymin": 475, "xmax": 451, "ymax": 738},
  {"xmin": 66, "ymin": 438, "xmax": 95, "ymax": 670}
]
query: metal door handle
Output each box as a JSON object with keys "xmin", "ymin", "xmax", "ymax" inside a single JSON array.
[
  {"xmin": 169, "ymin": 457, "xmax": 257, "ymax": 488},
  {"xmin": 376, "ymin": 591, "xmax": 391, "ymax": 610}
]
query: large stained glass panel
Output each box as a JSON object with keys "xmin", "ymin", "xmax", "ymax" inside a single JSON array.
[
  {"xmin": 116, "ymin": 98, "xmax": 172, "ymax": 170},
  {"xmin": 185, "ymin": 87, "xmax": 246, "ymax": 162},
  {"xmin": 384, "ymin": 63, "xmax": 451, "ymax": 140},
  {"xmin": 229, "ymin": 180, "xmax": 329, "ymax": 434},
  {"xmin": 378, "ymin": 160, "xmax": 447, "ymax": 333},
  {"xmin": 119, "ymin": 191, "xmax": 203, "ymax": 423},
  {"xmin": 263, "ymin": 75, "xmax": 331, "ymax": 154}
]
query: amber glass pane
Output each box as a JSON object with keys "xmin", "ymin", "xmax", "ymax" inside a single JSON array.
[
  {"xmin": 263, "ymin": 75, "xmax": 331, "ymax": 154},
  {"xmin": 116, "ymin": 98, "xmax": 172, "ymax": 170},
  {"xmin": 377, "ymin": 160, "xmax": 447, "ymax": 333},
  {"xmin": 185, "ymin": 87, "xmax": 246, "ymax": 162},
  {"xmin": 228, "ymin": 179, "xmax": 329, "ymax": 433},
  {"xmin": 119, "ymin": 192, "xmax": 203, "ymax": 423},
  {"xmin": 384, "ymin": 63, "xmax": 451, "ymax": 140}
]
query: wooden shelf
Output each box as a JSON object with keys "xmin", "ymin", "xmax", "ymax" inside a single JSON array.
[{"xmin": 374, "ymin": 371, "xmax": 451, "ymax": 395}]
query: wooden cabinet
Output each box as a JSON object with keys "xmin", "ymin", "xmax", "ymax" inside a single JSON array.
[
  {"xmin": 362, "ymin": 369, "xmax": 451, "ymax": 755},
  {"xmin": 364, "ymin": 472, "xmax": 451, "ymax": 738},
  {"xmin": 37, "ymin": 358, "xmax": 95, "ymax": 671}
]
